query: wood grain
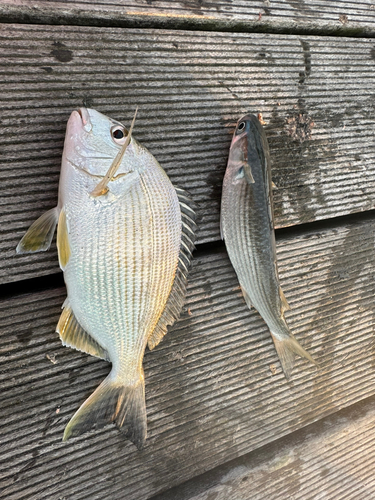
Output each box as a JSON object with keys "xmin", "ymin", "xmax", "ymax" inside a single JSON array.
[
  {"xmin": 152, "ymin": 395, "xmax": 375, "ymax": 500},
  {"xmin": 1, "ymin": 1, "xmax": 375, "ymax": 36},
  {"xmin": 1, "ymin": 217, "xmax": 375, "ymax": 500},
  {"xmin": 2, "ymin": 24, "xmax": 375, "ymax": 283}
]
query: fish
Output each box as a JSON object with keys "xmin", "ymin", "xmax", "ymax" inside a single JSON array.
[
  {"xmin": 16, "ymin": 107, "xmax": 197, "ymax": 448},
  {"xmin": 220, "ymin": 114, "xmax": 316, "ymax": 379}
]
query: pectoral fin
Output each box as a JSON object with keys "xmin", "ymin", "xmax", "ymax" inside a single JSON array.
[
  {"xmin": 16, "ymin": 207, "xmax": 59, "ymax": 254},
  {"xmin": 57, "ymin": 209, "xmax": 71, "ymax": 270},
  {"xmin": 235, "ymin": 163, "xmax": 255, "ymax": 184},
  {"xmin": 56, "ymin": 303, "xmax": 109, "ymax": 361},
  {"xmin": 235, "ymin": 166, "xmax": 245, "ymax": 181},
  {"xmin": 243, "ymin": 162, "xmax": 255, "ymax": 184}
]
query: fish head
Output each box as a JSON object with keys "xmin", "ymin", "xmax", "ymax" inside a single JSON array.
[
  {"xmin": 226, "ymin": 114, "xmax": 270, "ymax": 184},
  {"xmin": 63, "ymin": 108, "xmax": 145, "ymax": 183}
]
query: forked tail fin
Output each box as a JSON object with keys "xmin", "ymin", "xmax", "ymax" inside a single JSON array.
[
  {"xmin": 63, "ymin": 372, "xmax": 147, "ymax": 449},
  {"xmin": 270, "ymin": 331, "xmax": 317, "ymax": 380}
]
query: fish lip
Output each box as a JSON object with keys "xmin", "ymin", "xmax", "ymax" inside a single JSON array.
[{"xmin": 77, "ymin": 107, "xmax": 92, "ymax": 132}]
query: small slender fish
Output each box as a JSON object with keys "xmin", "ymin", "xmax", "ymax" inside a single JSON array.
[
  {"xmin": 17, "ymin": 108, "xmax": 197, "ymax": 448},
  {"xmin": 220, "ymin": 114, "xmax": 316, "ymax": 379}
]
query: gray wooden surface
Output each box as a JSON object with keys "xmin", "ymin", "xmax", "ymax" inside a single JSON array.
[
  {"xmin": 2, "ymin": 24, "xmax": 375, "ymax": 284},
  {"xmin": 2, "ymin": 3, "xmax": 375, "ymax": 500},
  {"xmin": 152, "ymin": 395, "xmax": 375, "ymax": 500},
  {"xmin": 1, "ymin": 1, "xmax": 375, "ymax": 36},
  {"xmin": 2, "ymin": 219, "xmax": 375, "ymax": 499}
]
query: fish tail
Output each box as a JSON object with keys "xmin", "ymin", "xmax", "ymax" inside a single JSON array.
[
  {"xmin": 270, "ymin": 327, "xmax": 317, "ymax": 380},
  {"xmin": 63, "ymin": 371, "xmax": 147, "ymax": 449}
]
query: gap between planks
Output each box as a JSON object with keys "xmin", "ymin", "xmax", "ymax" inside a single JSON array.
[
  {"xmin": 1, "ymin": 1, "xmax": 375, "ymax": 38},
  {"xmin": 2, "ymin": 207, "xmax": 375, "ymax": 303}
]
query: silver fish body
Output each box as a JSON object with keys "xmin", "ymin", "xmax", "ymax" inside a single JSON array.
[
  {"xmin": 62, "ymin": 132, "xmax": 180, "ymax": 381},
  {"xmin": 221, "ymin": 114, "xmax": 315, "ymax": 378},
  {"xmin": 17, "ymin": 108, "xmax": 197, "ymax": 447}
]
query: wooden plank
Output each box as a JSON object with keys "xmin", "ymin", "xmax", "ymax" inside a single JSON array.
[
  {"xmin": 1, "ymin": 217, "xmax": 375, "ymax": 499},
  {"xmin": 151, "ymin": 395, "xmax": 375, "ymax": 500},
  {"xmin": 1, "ymin": 0, "xmax": 375, "ymax": 36},
  {"xmin": 2, "ymin": 25, "xmax": 375, "ymax": 283}
]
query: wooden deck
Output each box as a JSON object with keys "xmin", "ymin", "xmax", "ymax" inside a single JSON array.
[{"xmin": 1, "ymin": 2, "xmax": 375, "ymax": 499}]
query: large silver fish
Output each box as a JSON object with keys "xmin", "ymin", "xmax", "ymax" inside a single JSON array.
[
  {"xmin": 221, "ymin": 114, "xmax": 316, "ymax": 379},
  {"xmin": 17, "ymin": 108, "xmax": 197, "ymax": 448}
]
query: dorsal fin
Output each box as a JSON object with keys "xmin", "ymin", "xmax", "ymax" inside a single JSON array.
[
  {"xmin": 56, "ymin": 302, "xmax": 110, "ymax": 361},
  {"xmin": 147, "ymin": 187, "xmax": 197, "ymax": 350}
]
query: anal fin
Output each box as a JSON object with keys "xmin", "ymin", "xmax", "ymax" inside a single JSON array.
[
  {"xmin": 56, "ymin": 304, "xmax": 109, "ymax": 361},
  {"xmin": 16, "ymin": 207, "xmax": 59, "ymax": 253},
  {"xmin": 279, "ymin": 287, "xmax": 291, "ymax": 313}
]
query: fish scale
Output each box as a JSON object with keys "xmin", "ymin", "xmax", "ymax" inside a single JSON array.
[
  {"xmin": 221, "ymin": 114, "xmax": 316, "ymax": 379},
  {"xmin": 16, "ymin": 107, "xmax": 196, "ymax": 448},
  {"xmin": 65, "ymin": 168, "xmax": 181, "ymax": 379},
  {"xmin": 236, "ymin": 186, "xmax": 279, "ymax": 322}
]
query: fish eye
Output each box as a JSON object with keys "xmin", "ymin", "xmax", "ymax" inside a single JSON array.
[
  {"xmin": 113, "ymin": 129, "xmax": 124, "ymax": 139},
  {"xmin": 111, "ymin": 126, "xmax": 128, "ymax": 145},
  {"xmin": 237, "ymin": 121, "xmax": 246, "ymax": 133}
]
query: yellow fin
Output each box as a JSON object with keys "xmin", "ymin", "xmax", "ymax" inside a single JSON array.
[
  {"xmin": 56, "ymin": 304, "xmax": 109, "ymax": 361},
  {"xmin": 279, "ymin": 287, "xmax": 291, "ymax": 313},
  {"xmin": 57, "ymin": 209, "xmax": 71, "ymax": 270},
  {"xmin": 63, "ymin": 372, "xmax": 147, "ymax": 449},
  {"xmin": 16, "ymin": 207, "xmax": 59, "ymax": 253}
]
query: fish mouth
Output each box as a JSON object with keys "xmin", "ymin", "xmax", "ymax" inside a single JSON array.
[
  {"xmin": 76, "ymin": 107, "xmax": 92, "ymax": 132},
  {"xmin": 67, "ymin": 107, "xmax": 92, "ymax": 134}
]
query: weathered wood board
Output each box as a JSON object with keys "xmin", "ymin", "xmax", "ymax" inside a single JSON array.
[
  {"xmin": 152, "ymin": 395, "xmax": 375, "ymax": 500},
  {"xmin": 2, "ymin": 24, "xmax": 375, "ymax": 284},
  {"xmin": 1, "ymin": 0, "xmax": 375, "ymax": 36},
  {"xmin": 2, "ymin": 218, "xmax": 375, "ymax": 499},
  {"xmin": 2, "ymin": 4, "xmax": 375, "ymax": 499}
]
